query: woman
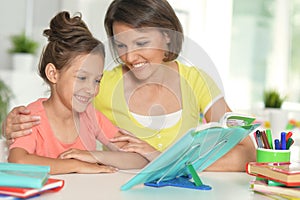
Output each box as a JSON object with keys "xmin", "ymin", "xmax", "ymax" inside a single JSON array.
[{"xmin": 3, "ymin": 0, "xmax": 255, "ymax": 171}]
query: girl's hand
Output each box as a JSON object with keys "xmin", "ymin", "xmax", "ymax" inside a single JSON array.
[
  {"xmin": 75, "ymin": 161, "xmax": 117, "ymax": 174},
  {"xmin": 59, "ymin": 148, "xmax": 98, "ymax": 163},
  {"xmin": 109, "ymin": 133, "xmax": 160, "ymax": 161},
  {"xmin": 3, "ymin": 106, "xmax": 40, "ymax": 144}
]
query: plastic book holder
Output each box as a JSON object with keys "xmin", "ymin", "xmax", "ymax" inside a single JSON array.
[
  {"xmin": 144, "ymin": 138, "xmax": 229, "ymax": 190},
  {"xmin": 121, "ymin": 124, "xmax": 259, "ymax": 191}
]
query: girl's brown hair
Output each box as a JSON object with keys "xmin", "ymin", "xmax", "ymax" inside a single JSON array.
[
  {"xmin": 39, "ymin": 11, "xmax": 105, "ymax": 83},
  {"xmin": 104, "ymin": 0, "xmax": 183, "ymax": 62}
]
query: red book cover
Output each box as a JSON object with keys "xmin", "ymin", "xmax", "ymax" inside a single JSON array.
[
  {"xmin": 246, "ymin": 162, "xmax": 300, "ymax": 186},
  {"xmin": 0, "ymin": 178, "xmax": 64, "ymax": 198}
]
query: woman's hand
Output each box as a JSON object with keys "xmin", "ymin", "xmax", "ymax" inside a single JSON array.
[
  {"xmin": 59, "ymin": 148, "xmax": 98, "ymax": 163},
  {"xmin": 109, "ymin": 132, "xmax": 160, "ymax": 161},
  {"xmin": 2, "ymin": 106, "xmax": 40, "ymax": 144}
]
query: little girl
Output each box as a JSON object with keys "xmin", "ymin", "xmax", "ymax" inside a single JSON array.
[{"xmin": 8, "ymin": 11, "xmax": 148, "ymax": 174}]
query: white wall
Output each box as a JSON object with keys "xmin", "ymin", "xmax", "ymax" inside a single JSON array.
[
  {"xmin": 0, "ymin": 0, "xmax": 61, "ymax": 70},
  {"xmin": 0, "ymin": 0, "xmax": 233, "ymax": 111},
  {"xmin": 0, "ymin": 0, "xmax": 113, "ymax": 70},
  {"xmin": 0, "ymin": 0, "xmax": 111, "ymax": 110}
]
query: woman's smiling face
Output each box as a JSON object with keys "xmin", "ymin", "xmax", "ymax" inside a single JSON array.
[{"xmin": 112, "ymin": 22, "xmax": 170, "ymax": 80}]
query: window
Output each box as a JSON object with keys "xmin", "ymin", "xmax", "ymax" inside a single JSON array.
[{"xmin": 230, "ymin": 0, "xmax": 300, "ymax": 111}]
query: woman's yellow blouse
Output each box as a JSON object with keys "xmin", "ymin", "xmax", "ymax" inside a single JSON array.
[{"xmin": 94, "ymin": 61, "xmax": 222, "ymax": 151}]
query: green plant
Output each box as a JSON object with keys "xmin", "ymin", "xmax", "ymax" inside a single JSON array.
[
  {"xmin": 0, "ymin": 79, "xmax": 13, "ymax": 136},
  {"xmin": 263, "ymin": 89, "xmax": 286, "ymax": 108},
  {"xmin": 8, "ymin": 32, "xmax": 39, "ymax": 54}
]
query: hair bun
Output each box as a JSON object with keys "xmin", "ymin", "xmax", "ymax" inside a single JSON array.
[{"xmin": 43, "ymin": 11, "xmax": 91, "ymax": 45}]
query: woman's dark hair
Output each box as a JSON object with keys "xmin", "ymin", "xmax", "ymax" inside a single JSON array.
[
  {"xmin": 39, "ymin": 11, "xmax": 105, "ymax": 84},
  {"xmin": 104, "ymin": 0, "xmax": 183, "ymax": 62}
]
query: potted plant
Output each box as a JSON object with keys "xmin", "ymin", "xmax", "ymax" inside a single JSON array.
[
  {"xmin": 8, "ymin": 32, "xmax": 39, "ymax": 71},
  {"xmin": 0, "ymin": 79, "xmax": 13, "ymax": 137},
  {"xmin": 263, "ymin": 89, "xmax": 287, "ymax": 138},
  {"xmin": 263, "ymin": 89, "xmax": 286, "ymax": 108}
]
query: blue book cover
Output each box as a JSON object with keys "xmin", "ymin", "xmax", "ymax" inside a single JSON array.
[{"xmin": 0, "ymin": 163, "xmax": 50, "ymax": 188}]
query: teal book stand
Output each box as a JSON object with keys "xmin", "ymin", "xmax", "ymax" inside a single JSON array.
[{"xmin": 121, "ymin": 123, "xmax": 259, "ymax": 191}]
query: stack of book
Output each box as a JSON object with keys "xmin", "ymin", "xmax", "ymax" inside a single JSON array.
[
  {"xmin": 246, "ymin": 162, "xmax": 300, "ymax": 199},
  {"xmin": 0, "ymin": 163, "xmax": 64, "ymax": 198}
]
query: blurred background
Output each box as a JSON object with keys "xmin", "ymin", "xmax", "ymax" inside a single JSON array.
[{"xmin": 0, "ymin": 0, "xmax": 300, "ymax": 117}]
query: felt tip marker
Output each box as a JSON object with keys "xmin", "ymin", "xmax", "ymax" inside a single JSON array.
[
  {"xmin": 281, "ymin": 132, "xmax": 286, "ymax": 150},
  {"xmin": 274, "ymin": 139, "xmax": 280, "ymax": 150}
]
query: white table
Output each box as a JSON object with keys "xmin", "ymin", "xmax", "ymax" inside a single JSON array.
[{"xmin": 35, "ymin": 171, "xmax": 271, "ymax": 200}]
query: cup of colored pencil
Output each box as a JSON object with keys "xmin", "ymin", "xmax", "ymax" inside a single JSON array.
[{"xmin": 254, "ymin": 129, "xmax": 294, "ymax": 151}]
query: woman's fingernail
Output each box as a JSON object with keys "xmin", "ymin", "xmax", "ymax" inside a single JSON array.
[
  {"xmin": 24, "ymin": 129, "xmax": 32, "ymax": 135},
  {"xmin": 32, "ymin": 116, "xmax": 41, "ymax": 120}
]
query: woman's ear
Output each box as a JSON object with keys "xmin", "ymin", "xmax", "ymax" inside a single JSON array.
[{"xmin": 45, "ymin": 63, "xmax": 58, "ymax": 84}]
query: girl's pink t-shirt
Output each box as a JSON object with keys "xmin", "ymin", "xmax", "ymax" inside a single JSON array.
[{"xmin": 10, "ymin": 98, "xmax": 119, "ymax": 158}]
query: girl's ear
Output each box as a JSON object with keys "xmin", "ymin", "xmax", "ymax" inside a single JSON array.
[{"xmin": 45, "ymin": 63, "xmax": 58, "ymax": 84}]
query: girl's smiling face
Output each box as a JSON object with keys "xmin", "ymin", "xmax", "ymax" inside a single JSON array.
[
  {"xmin": 56, "ymin": 53, "xmax": 104, "ymax": 113},
  {"xmin": 112, "ymin": 22, "xmax": 170, "ymax": 80}
]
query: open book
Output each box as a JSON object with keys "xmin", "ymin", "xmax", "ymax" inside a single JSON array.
[
  {"xmin": 196, "ymin": 112, "xmax": 256, "ymax": 131},
  {"xmin": 121, "ymin": 112, "xmax": 259, "ymax": 191}
]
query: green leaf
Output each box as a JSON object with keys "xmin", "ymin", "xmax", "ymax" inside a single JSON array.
[
  {"xmin": 263, "ymin": 89, "xmax": 286, "ymax": 108},
  {"xmin": 0, "ymin": 79, "xmax": 13, "ymax": 136},
  {"xmin": 8, "ymin": 32, "xmax": 39, "ymax": 54}
]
